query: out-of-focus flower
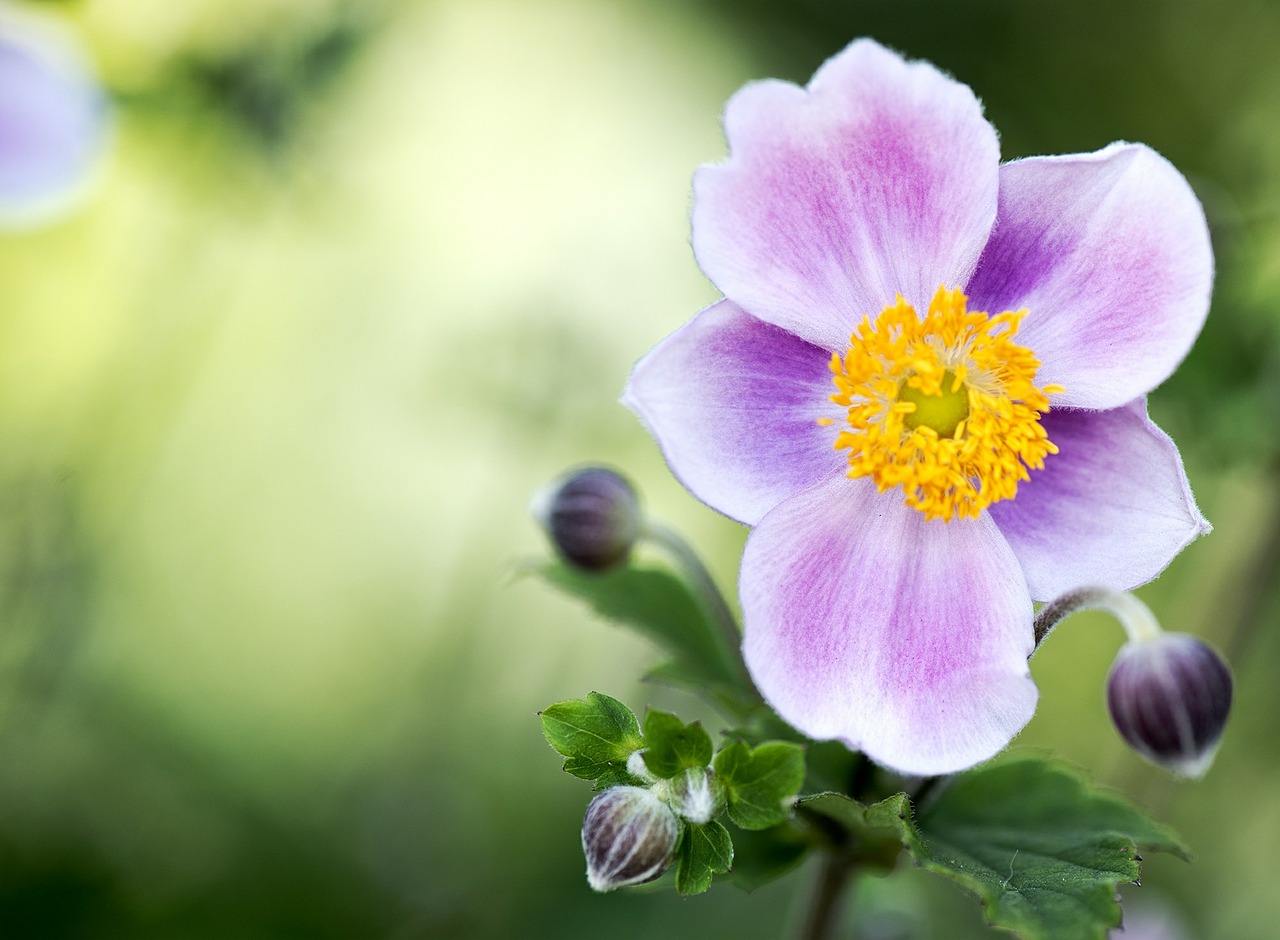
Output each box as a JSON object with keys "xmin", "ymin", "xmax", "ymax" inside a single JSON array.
[
  {"xmin": 531, "ymin": 466, "xmax": 641, "ymax": 572},
  {"xmin": 581, "ymin": 785, "xmax": 680, "ymax": 892},
  {"xmin": 624, "ymin": 39, "xmax": 1212, "ymax": 774},
  {"xmin": 0, "ymin": 6, "xmax": 110, "ymax": 228},
  {"xmin": 1110, "ymin": 896, "xmax": 1193, "ymax": 940},
  {"xmin": 1107, "ymin": 633, "xmax": 1232, "ymax": 778}
]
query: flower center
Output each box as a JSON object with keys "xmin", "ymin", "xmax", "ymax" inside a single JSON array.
[
  {"xmin": 824, "ymin": 286, "xmax": 1062, "ymax": 522},
  {"xmin": 899, "ymin": 370, "xmax": 969, "ymax": 437}
]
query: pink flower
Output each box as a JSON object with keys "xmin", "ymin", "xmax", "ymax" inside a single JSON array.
[{"xmin": 623, "ymin": 40, "xmax": 1212, "ymax": 775}]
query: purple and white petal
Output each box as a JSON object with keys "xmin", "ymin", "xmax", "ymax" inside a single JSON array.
[
  {"xmin": 0, "ymin": 12, "xmax": 109, "ymax": 227},
  {"xmin": 740, "ymin": 475, "xmax": 1037, "ymax": 775},
  {"xmin": 989, "ymin": 399, "xmax": 1209, "ymax": 602},
  {"xmin": 693, "ymin": 39, "xmax": 999, "ymax": 352},
  {"xmin": 966, "ymin": 143, "xmax": 1213, "ymax": 410},
  {"xmin": 623, "ymin": 300, "xmax": 844, "ymax": 526}
]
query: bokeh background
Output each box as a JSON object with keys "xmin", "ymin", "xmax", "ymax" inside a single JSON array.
[{"xmin": 1, "ymin": 0, "xmax": 1277, "ymax": 937}]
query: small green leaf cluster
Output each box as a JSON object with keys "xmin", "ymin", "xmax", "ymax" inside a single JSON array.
[{"xmin": 540, "ymin": 692, "xmax": 805, "ymax": 896}]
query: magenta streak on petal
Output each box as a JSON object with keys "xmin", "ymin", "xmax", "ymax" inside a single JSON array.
[
  {"xmin": 740, "ymin": 475, "xmax": 1037, "ymax": 775},
  {"xmin": 692, "ymin": 39, "xmax": 1000, "ymax": 352},
  {"xmin": 989, "ymin": 399, "xmax": 1210, "ymax": 602},
  {"xmin": 623, "ymin": 300, "xmax": 845, "ymax": 526},
  {"xmin": 965, "ymin": 143, "xmax": 1213, "ymax": 410}
]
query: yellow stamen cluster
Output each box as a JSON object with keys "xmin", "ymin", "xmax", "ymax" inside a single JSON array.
[{"xmin": 825, "ymin": 286, "xmax": 1061, "ymax": 521}]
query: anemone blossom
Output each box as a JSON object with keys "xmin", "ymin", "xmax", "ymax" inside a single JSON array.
[{"xmin": 624, "ymin": 39, "xmax": 1212, "ymax": 775}]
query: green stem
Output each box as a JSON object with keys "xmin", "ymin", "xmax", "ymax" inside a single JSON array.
[
  {"xmin": 1032, "ymin": 585, "xmax": 1162, "ymax": 653},
  {"xmin": 798, "ymin": 850, "xmax": 855, "ymax": 940}
]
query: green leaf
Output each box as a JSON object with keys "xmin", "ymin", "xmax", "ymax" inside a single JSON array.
[
  {"xmin": 642, "ymin": 710, "xmax": 714, "ymax": 779},
  {"xmin": 795, "ymin": 791, "xmax": 911, "ymax": 872},
  {"xmin": 540, "ymin": 692, "xmax": 644, "ymax": 781},
  {"xmin": 913, "ymin": 757, "xmax": 1188, "ymax": 940},
  {"xmin": 532, "ymin": 562, "xmax": 747, "ymax": 699},
  {"xmin": 675, "ymin": 820, "xmax": 734, "ymax": 896},
  {"xmin": 798, "ymin": 758, "xmax": 1186, "ymax": 939},
  {"xmin": 714, "ymin": 740, "xmax": 806, "ymax": 830},
  {"xmin": 589, "ymin": 765, "xmax": 640, "ymax": 790}
]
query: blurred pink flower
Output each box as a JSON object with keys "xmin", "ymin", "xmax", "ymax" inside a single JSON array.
[{"xmin": 0, "ymin": 7, "xmax": 108, "ymax": 227}]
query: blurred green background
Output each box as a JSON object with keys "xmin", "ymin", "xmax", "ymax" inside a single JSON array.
[{"xmin": 1, "ymin": 0, "xmax": 1277, "ymax": 937}]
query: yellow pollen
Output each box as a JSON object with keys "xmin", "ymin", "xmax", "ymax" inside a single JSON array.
[{"xmin": 828, "ymin": 285, "xmax": 1060, "ymax": 522}]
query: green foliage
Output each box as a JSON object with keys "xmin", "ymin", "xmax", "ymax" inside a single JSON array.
[
  {"xmin": 540, "ymin": 690, "xmax": 818, "ymax": 897},
  {"xmin": 675, "ymin": 820, "xmax": 734, "ymax": 896},
  {"xmin": 912, "ymin": 758, "xmax": 1188, "ymax": 940},
  {"xmin": 539, "ymin": 692, "xmax": 644, "ymax": 784},
  {"xmin": 642, "ymin": 710, "xmax": 714, "ymax": 779},
  {"xmin": 795, "ymin": 791, "xmax": 914, "ymax": 872},
  {"xmin": 805, "ymin": 758, "xmax": 1188, "ymax": 940},
  {"xmin": 714, "ymin": 740, "xmax": 806, "ymax": 830},
  {"xmin": 534, "ymin": 562, "xmax": 745, "ymax": 699}
]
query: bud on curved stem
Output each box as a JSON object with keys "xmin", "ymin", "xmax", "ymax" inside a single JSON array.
[
  {"xmin": 532, "ymin": 466, "xmax": 641, "ymax": 571},
  {"xmin": 532, "ymin": 465, "xmax": 761, "ymax": 710},
  {"xmin": 1107, "ymin": 633, "xmax": 1232, "ymax": 778},
  {"xmin": 1033, "ymin": 585, "xmax": 1232, "ymax": 777},
  {"xmin": 581, "ymin": 786, "xmax": 680, "ymax": 892}
]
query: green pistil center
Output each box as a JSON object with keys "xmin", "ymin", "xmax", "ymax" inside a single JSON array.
[{"xmin": 900, "ymin": 370, "xmax": 970, "ymax": 438}]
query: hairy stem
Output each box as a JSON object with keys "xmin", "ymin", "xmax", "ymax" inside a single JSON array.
[{"xmin": 1032, "ymin": 585, "xmax": 1161, "ymax": 653}]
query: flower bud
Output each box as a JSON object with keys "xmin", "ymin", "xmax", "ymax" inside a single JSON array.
[
  {"xmin": 532, "ymin": 466, "xmax": 641, "ymax": 571},
  {"xmin": 581, "ymin": 785, "xmax": 679, "ymax": 892},
  {"xmin": 667, "ymin": 767, "xmax": 725, "ymax": 825},
  {"xmin": 1106, "ymin": 633, "xmax": 1232, "ymax": 778}
]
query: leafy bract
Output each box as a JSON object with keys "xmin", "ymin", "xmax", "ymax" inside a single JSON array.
[
  {"xmin": 540, "ymin": 692, "xmax": 644, "ymax": 784},
  {"xmin": 675, "ymin": 821, "xmax": 734, "ymax": 896},
  {"xmin": 642, "ymin": 710, "xmax": 713, "ymax": 779},
  {"xmin": 714, "ymin": 740, "xmax": 806, "ymax": 830}
]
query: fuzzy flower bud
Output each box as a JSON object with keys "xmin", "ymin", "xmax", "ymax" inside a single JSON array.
[
  {"xmin": 667, "ymin": 767, "xmax": 725, "ymax": 825},
  {"xmin": 581, "ymin": 786, "xmax": 679, "ymax": 892},
  {"xmin": 1106, "ymin": 633, "xmax": 1232, "ymax": 778},
  {"xmin": 532, "ymin": 466, "xmax": 641, "ymax": 571}
]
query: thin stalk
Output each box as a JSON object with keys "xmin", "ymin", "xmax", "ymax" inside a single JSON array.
[
  {"xmin": 798, "ymin": 850, "xmax": 855, "ymax": 940},
  {"xmin": 1033, "ymin": 585, "xmax": 1162, "ymax": 653}
]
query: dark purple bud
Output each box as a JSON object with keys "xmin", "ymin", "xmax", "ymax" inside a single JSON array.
[
  {"xmin": 1106, "ymin": 634, "xmax": 1232, "ymax": 778},
  {"xmin": 533, "ymin": 467, "xmax": 641, "ymax": 571},
  {"xmin": 581, "ymin": 786, "xmax": 679, "ymax": 892}
]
